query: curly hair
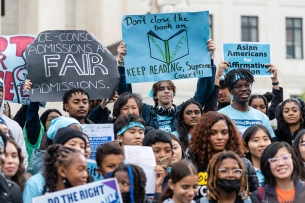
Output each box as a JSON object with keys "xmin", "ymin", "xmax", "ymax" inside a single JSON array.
[
  {"xmin": 42, "ymin": 144, "xmax": 83, "ymax": 194},
  {"xmin": 95, "ymin": 142, "xmax": 124, "ymax": 167},
  {"xmin": 152, "ymin": 80, "xmax": 176, "ymax": 107},
  {"xmin": 188, "ymin": 111, "xmax": 245, "ymax": 170},
  {"xmin": 206, "ymin": 151, "xmax": 249, "ymax": 201},
  {"xmin": 111, "ymin": 164, "xmax": 147, "ymax": 203},
  {"xmin": 292, "ymin": 129, "xmax": 305, "ymax": 181},
  {"xmin": 275, "ymin": 99, "xmax": 304, "ymax": 144},
  {"xmin": 159, "ymin": 160, "xmax": 197, "ymax": 203},
  {"xmin": 224, "ymin": 68, "xmax": 254, "ymax": 91},
  {"xmin": 62, "ymin": 88, "xmax": 90, "ymax": 112},
  {"xmin": 5, "ymin": 139, "xmax": 25, "ymax": 191},
  {"xmin": 176, "ymin": 100, "xmax": 203, "ymax": 150}
]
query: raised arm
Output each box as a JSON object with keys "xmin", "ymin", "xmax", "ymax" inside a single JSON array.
[
  {"xmin": 190, "ymin": 39, "xmax": 217, "ymax": 107},
  {"xmin": 265, "ymin": 64, "xmax": 283, "ymax": 120},
  {"xmin": 116, "ymin": 42, "xmax": 133, "ymax": 95},
  {"xmin": 203, "ymin": 61, "xmax": 229, "ymax": 112}
]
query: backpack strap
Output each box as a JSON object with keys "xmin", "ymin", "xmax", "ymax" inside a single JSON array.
[{"xmin": 257, "ymin": 186, "xmax": 266, "ymax": 203}]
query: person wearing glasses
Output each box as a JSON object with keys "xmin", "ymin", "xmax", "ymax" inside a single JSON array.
[
  {"xmin": 218, "ymin": 68, "xmax": 275, "ymax": 138},
  {"xmin": 199, "ymin": 151, "xmax": 259, "ymax": 203},
  {"xmin": 258, "ymin": 142, "xmax": 305, "ymax": 203},
  {"xmin": 275, "ymin": 98, "xmax": 304, "ymax": 146},
  {"xmin": 187, "ymin": 111, "xmax": 258, "ymax": 200},
  {"xmin": 292, "ymin": 129, "xmax": 305, "ymax": 181}
]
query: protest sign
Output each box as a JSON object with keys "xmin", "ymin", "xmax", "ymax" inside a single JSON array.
[
  {"xmin": 122, "ymin": 11, "xmax": 212, "ymax": 83},
  {"xmin": 0, "ymin": 35, "xmax": 37, "ymax": 104},
  {"xmin": 32, "ymin": 178, "xmax": 122, "ymax": 203},
  {"xmin": 124, "ymin": 146, "xmax": 156, "ymax": 194},
  {"xmin": 223, "ymin": 42, "xmax": 271, "ymax": 76},
  {"xmin": 87, "ymin": 159, "xmax": 103, "ymax": 182},
  {"xmin": 82, "ymin": 124, "xmax": 114, "ymax": 159},
  {"xmin": 25, "ymin": 30, "xmax": 120, "ymax": 102}
]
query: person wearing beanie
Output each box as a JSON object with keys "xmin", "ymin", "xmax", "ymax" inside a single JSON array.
[
  {"xmin": 23, "ymin": 126, "xmax": 88, "ymax": 203},
  {"xmin": 52, "ymin": 127, "xmax": 86, "ymax": 155}
]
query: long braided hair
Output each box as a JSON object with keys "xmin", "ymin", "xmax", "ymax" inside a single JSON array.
[
  {"xmin": 207, "ymin": 151, "xmax": 249, "ymax": 201},
  {"xmin": 111, "ymin": 164, "xmax": 147, "ymax": 203},
  {"xmin": 42, "ymin": 144, "xmax": 82, "ymax": 194}
]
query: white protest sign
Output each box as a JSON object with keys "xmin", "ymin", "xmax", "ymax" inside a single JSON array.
[
  {"xmin": 82, "ymin": 124, "xmax": 114, "ymax": 159},
  {"xmin": 124, "ymin": 145, "xmax": 156, "ymax": 194},
  {"xmin": 32, "ymin": 178, "xmax": 122, "ymax": 203}
]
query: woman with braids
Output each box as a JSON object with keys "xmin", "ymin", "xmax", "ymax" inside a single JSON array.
[
  {"xmin": 42, "ymin": 144, "xmax": 88, "ymax": 194},
  {"xmin": 23, "ymin": 127, "xmax": 88, "ymax": 203},
  {"xmin": 187, "ymin": 111, "xmax": 258, "ymax": 199},
  {"xmin": 2, "ymin": 139, "xmax": 26, "ymax": 191},
  {"xmin": 111, "ymin": 164, "xmax": 152, "ymax": 203},
  {"xmin": 159, "ymin": 160, "xmax": 197, "ymax": 203},
  {"xmin": 218, "ymin": 68, "xmax": 275, "ymax": 137},
  {"xmin": 275, "ymin": 98, "xmax": 304, "ymax": 145},
  {"xmin": 258, "ymin": 142, "xmax": 305, "ymax": 203},
  {"xmin": 292, "ymin": 129, "xmax": 305, "ymax": 180},
  {"xmin": 199, "ymin": 151, "xmax": 259, "ymax": 203},
  {"xmin": 0, "ymin": 130, "xmax": 22, "ymax": 203},
  {"xmin": 248, "ymin": 64, "xmax": 283, "ymax": 121},
  {"xmin": 172, "ymin": 101, "xmax": 203, "ymax": 150}
]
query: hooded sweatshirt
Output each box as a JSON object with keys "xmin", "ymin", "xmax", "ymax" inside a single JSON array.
[{"xmin": 0, "ymin": 78, "xmax": 28, "ymax": 168}]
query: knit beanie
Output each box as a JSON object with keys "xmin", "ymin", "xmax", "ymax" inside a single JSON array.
[{"xmin": 53, "ymin": 127, "xmax": 86, "ymax": 145}]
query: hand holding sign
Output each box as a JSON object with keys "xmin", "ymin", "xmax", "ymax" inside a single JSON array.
[
  {"xmin": 122, "ymin": 11, "xmax": 212, "ymax": 83},
  {"xmin": 26, "ymin": 30, "xmax": 120, "ymax": 102}
]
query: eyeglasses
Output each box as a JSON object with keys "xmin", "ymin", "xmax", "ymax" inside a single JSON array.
[
  {"xmin": 268, "ymin": 154, "xmax": 292, "ymax": 165},
  {"xmin": 233, "ymin": 83, "xmax": 252, "ymax": 90},
  {"xmin": 218, "ymin": 168, "xmax": 243, "ymax": 176}
]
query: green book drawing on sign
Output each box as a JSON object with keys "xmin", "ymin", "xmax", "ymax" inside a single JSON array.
[{"xmin": 147, "ymin": 29, "xmax": 189, "ymax": 64}]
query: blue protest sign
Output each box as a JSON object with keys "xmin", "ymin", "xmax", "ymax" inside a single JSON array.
[
  {"xmin": 82, "ymin": 124, "xmax": 114, "ymax": 159},
  {"xmin": 87, "ymin": 159, "xmax": 104, "ymax": 182},
  {"xmin": 223, "ymin": 43, "xmax": 271, "ymax": 76},
  {"xmin": 122, "ymin": 11, "xmax": 212, "ymax": 83},
  {"xmin": 32, "ymin": 178, "xmax": 122, "ymax": 203}
]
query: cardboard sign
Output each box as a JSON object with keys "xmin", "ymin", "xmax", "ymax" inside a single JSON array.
[
  {"xmin": 25, "ymin": 30, "xmax": 120, "ymax": 102},
  {"xmin": 223, "ymin": 42, "xmax": 271, "ymax": 76},
  {"xmin": 87, "ymin": 159, "xmax": 103, "ymax": 182},
  {"xmin": 124, "ymin": 146, "xmax": 156, "ymax": 194},
  {"xmin": 122, "ymin": 11, "xmax": 212, "ymax": 83},
  {"xmin": 0, "ymin": 35, "xmax": 36, "ymax": 104},
  {"xmin": 32, "ymin": 178, "xmax": 122, "ymax": 203},
  {"xmin": 82, "ymin": 124, "xmax": 114, "ymax": 159}
]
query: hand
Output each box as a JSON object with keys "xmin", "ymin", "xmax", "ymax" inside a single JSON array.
[
  {"xmin": 216, "ymin": 61, "xmax": 229, "ymax": 78},
  {"xmin": 24, "ymin": 79, "xmax": 32, "ymax": 92},
  {"xmin": 117, "ymin": 42, "xmax": 126, "ymax": 62},
  {"xmin": 108, "ymin": 91, "xmax": 119, "ymax": 103},
  {"xmin": 265, "ymin": 64, "xmax": 278, "ymax": 81},
  {"xmin": 155, "ymin": 165, "xmax": 166, "ymax": 190},
  {"xmin": 207, "ymin": 39, "xmax": 216, "ymax": 59}
]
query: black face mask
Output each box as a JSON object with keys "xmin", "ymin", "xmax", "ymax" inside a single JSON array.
[
  {"xmin": 121, "ymin": 192, "xmax": 131, "ymax": 203},
  {"xmin": 217, "ymin": 178, "xmax": 241, "ymax": 193}
]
